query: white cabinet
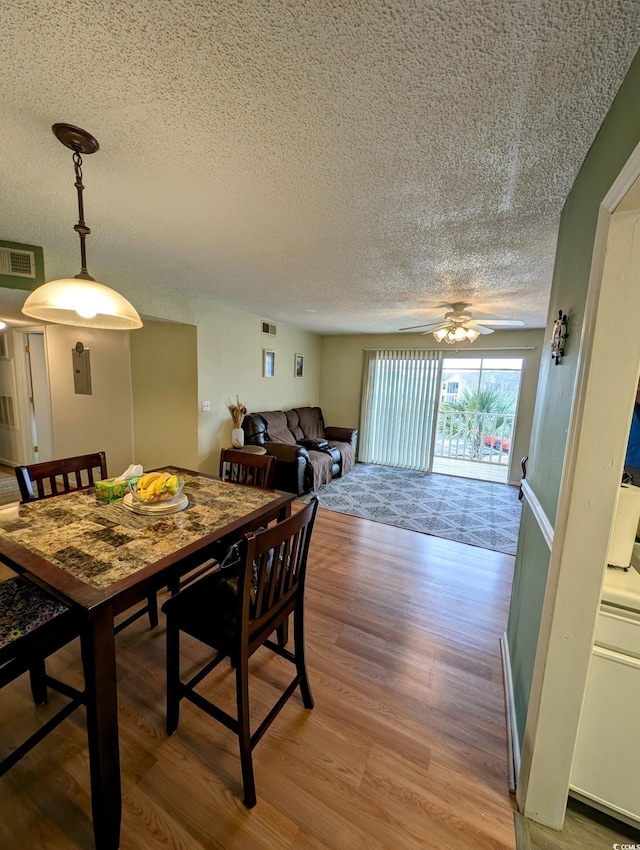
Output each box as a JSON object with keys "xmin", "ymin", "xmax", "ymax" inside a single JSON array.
[{"xmin": 570, "ymin": 605, "xmax": 640, "ymax": 825}]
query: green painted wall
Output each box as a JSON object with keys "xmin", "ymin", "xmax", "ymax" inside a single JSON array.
[
  {"xmin": 507, "ymin": 48, "xmax": 640, "ymax": 748},
  {"xmin": 507, "ymin": 504, "xmax": 551, "ymax": 746}
]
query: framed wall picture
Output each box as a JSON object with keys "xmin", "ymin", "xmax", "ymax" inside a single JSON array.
[
  {"xmin": 263, "ymin": 349, "xmax": 275, "ymax": 378},
  {"xmin": 294, "ymin": 353, "xmax": 304, "ymax": 378}
]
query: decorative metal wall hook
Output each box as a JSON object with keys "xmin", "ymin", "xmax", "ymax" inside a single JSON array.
[{"xmin": 551, "ymin": 310, "xmax": 568, "ymax": 365}]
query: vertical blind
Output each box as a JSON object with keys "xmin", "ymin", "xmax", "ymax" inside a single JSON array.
[{"xmin": 359, "ymin": 349, "xmax": 443, "ymax": 471}]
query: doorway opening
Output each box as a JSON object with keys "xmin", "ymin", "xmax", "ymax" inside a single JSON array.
[
  {"xmin": 433, "ymin": 356, "xmax": 524, "ymax": 483},
  {"xmin": 13, "ymin": 328, "xmax": 53, "ymax": 465}
]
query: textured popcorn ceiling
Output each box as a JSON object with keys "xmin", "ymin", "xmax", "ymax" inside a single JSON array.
[{"xmin": 1, "ymin": 1, "xmax": 639, "ymax": 334}]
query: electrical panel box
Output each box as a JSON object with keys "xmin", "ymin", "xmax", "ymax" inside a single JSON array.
[{"xmin": 72, "ymin": 343, "xmax": 92, "ymax": 395}]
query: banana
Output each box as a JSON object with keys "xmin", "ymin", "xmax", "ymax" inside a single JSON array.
[
  {"xmin": 137, "ymin": 472, "xmax": 162, "ymax": 490},
  {"xmin": 154, "ymin": 473, "xmax": 170, "ymax": 493},
  {"xmin": 133, "ymin": 470, "xmax": 179, "ymax": 501}
]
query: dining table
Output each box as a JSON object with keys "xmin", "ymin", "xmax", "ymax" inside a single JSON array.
[{"xmin": 0, "ymin": 468, "xmax": 295, "ymax": 850}]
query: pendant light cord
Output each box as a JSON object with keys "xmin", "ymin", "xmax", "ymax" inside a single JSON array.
[{"xmin": 72, "ymin": 149, "xmax": 93, "ymax": 281}]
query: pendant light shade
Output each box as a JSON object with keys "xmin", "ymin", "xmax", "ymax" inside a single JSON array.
[
  {"xmin": 22, "ymin": 123, "xmax": 142, "ymax": 331},
  {"xmin": 22, "ymin": 278, "xmax": 143, "ymax": 329}
]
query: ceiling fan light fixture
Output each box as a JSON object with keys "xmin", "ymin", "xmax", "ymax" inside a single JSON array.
[
  {"xmin": 22, "ymin": 124, "xmax": 142, "ymax": 331},
  {"xmin": 433, "ymin": 327, "xmax": 449, "ymax": 342},
  {"xmin": 432, "ymin": 324, "xmax": 481, "ymax": 345}
]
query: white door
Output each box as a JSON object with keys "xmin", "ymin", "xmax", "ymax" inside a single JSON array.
[
  {"xmin": 26, "ymin": 332, "xmax": 53, "ymax": 462},
  {"xmin": 16, "ymin": 330, "xmax": 54, "ymax": 464}
]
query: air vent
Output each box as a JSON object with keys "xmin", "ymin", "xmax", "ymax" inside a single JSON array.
[
  {"xmin": 261, "ymin": 321, "xmax": 277, "ymax": 336},
  {"xmin": 0, "ymin": 395, "xmax": 15, "ymax": 427},
  {"xmin": 0, "ymin": 246, "xmax": 36, "ymax": 279}
]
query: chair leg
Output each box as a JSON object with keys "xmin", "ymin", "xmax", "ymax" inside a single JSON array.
[
  {"xmin": 236, "ymin": 652, "xmax": 256, "ymax": 808},
  {"xmin": 29, "ymin": 658, "xmax": 48, "ymax": 705},
  {"xmin": 166, "ymin": 618, "xmax": 181, "ymax": 735},
  {"xmin": 294, "ymin": 604, "xmax": 314, "ymax": 709},
  {"xmin": 276, "ymin": 615, "xmax": 289, "ymax": 647},
  {"xmin": 147, "ymin": 591, "xmax": 159, "ymax": 629}
]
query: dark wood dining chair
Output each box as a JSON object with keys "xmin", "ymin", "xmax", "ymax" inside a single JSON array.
[
  {"xmin": 15, "ymin": 451, "xmax": 108, "ymax": 502},
  {"xmin": 170, "ymin": 450, "xmax": 278, "ymax": 597},
  {"xmin": 14, "ymin": 452, "xmax": 158, "ymax": 632},
  {"xmin": 0, "ymin": 575, "xmax": 85, "ymax": 777},
  {"xmin": 162, "ymin": 497, "xmax": 319, "ymax": 808},
  {"xmin": 219, "ymin": 449, "xmax": 276, "ymax": 489}
]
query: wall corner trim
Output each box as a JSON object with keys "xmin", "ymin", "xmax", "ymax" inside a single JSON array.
[{"xmin": 520, "ymin": 479, "xmax": 554, "ymax": 549}]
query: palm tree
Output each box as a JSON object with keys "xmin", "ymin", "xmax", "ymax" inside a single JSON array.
[{"xmin": 439, "ymin": 385, "xmax": 517, "ymax": 460}]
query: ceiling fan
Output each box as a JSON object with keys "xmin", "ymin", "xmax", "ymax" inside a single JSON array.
[{"xmin": 399, "ymin": 302, "xmax": 524, "ymax": 344}]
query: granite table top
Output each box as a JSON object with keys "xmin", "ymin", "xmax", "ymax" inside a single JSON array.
[{"xmin": 0, "ymin": 472, "xmax": 280, "ymax": 591}]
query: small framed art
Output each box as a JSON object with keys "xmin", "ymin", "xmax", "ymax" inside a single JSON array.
[
  {"xmin": 263, "ymin": 349, "xmax": 275, "ymax": 378},
  {"xmin": 294, "ymin": 353, "xmax": 304, "ymax": 378}
]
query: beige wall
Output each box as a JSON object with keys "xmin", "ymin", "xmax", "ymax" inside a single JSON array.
[
  {"xmin": 192, "ymin": 300, "xmax": 322, "ymax": 473},
  {"xmin": 319, "ymin": 328, "xmax": 545, "ymax": 484},
  {"xmin": 0, "ymin": 275, "xmax": 324, "ymax": 476},
  {"xmin": 32, "ymin": 253, "xmax": 543, "ymax": 481},
  {"xmin": 130, "ymin": 321, "xmax": 199, "ymax": 471},
  {"xmin": 128, "ymin": 303, "xmax": 321, "ymax": 474},
  {"xmin": 0, "ymin": 263, "xmax": 542, "ymax": 483},
  {"xmin": 45, "ymin": 323, "xmax": 134, "ymax": 475}
]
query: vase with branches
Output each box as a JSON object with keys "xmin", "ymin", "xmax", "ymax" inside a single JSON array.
[{"xmin": 228, "ymin": 396, "xmax": 247, "ymax": 447}]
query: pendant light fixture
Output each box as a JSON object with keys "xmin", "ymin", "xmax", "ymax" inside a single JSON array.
[{"xmin": 22, "ymin": 124, "xmax": 142, "ymax": 330}]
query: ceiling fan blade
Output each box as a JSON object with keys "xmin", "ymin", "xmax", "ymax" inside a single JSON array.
[
  {"xmin": 473, "ymin": 324, "xmax": 495, "ymax": 335},
  {"xmin": 399, "ymin": 321, "xmax": 449, "ymax": 331},
  {"xmin": 472, "ymin": 318, "xmax": 525, "ymax": 327}
]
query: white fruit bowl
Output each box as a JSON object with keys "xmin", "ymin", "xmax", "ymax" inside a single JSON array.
[{"xmin": 130, "ymin": 473, "xmax": 184, "ymax": 504}]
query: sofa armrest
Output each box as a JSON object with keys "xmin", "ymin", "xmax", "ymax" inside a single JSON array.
[
  {"xmin": 325, "ymin": 426, "xmax": 358, "ymax": 446},
  {"xmin": 264, "ymin": 442, "xmax": 310, "ymax": 463},
  {"xmin": 298, "ymin": 438, "xmax": 329, "ymax": 450}
]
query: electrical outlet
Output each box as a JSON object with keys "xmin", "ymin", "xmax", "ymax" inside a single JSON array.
[{"xmin": 202, "ymin": 400, "xmax": 211, "ymax": 412}]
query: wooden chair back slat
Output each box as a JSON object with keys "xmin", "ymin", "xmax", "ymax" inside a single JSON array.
[
  {"xmin": 15, "ymin": 452, "xmax": 108, "ymax": 503},
  {"xmin": 219, "ymin": 449, "xmax": 275, "ymax": 490},
  {"xmin": 241, "ymin": 499, "xmax": 317, "ymax": 631}
]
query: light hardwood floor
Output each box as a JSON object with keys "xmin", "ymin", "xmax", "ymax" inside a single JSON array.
[{"xmin": 0, "ymin": 507, "xmax": 517, "ymax": 849}]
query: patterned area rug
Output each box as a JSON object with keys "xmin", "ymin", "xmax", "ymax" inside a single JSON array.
[
  {"xmin": 300, "ymin": 463, "xmax": 522, "ymax": 555},
  {"xmin": 0, "ymin": 470, "xmax": 20, "ymax": 505}
]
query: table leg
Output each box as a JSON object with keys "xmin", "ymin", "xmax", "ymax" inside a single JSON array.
[
  {"xmin": 80, "ymin": 604, "xmax": 122, "ymax": 850},
  {"xmin": 278, "ymin": 502, "xmax": 292, "ymax": 645},
  {"xmin": 279, "ymin": 503, "xmax": 292, "ymax": 521}
]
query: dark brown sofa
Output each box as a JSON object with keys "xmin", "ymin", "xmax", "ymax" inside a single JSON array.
[{"xmin": 242, "ymin": 406, "xmax": 358, "ymax": 495}]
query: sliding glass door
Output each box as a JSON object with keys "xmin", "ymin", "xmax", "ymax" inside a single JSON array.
[
  {"xmin": 359, "ymin": 351, "xmax": 524, "ymax": 481},
  {"xmin": 359, "ymin": 349, "xmax": 442, "ymax": 470},
  {"xmin": 433, "ymin": 357, "xmax": 523, "ymax": 482}
]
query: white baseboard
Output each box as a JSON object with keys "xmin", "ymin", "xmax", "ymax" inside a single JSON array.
[{"xmin": 500, "ymin": 632, "xmax": 521, "ymax": 792}]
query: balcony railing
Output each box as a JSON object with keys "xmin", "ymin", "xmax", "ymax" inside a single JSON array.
[{"xmin": 434, "ymin": 411, "xmax": 515, "ymax": 466}]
